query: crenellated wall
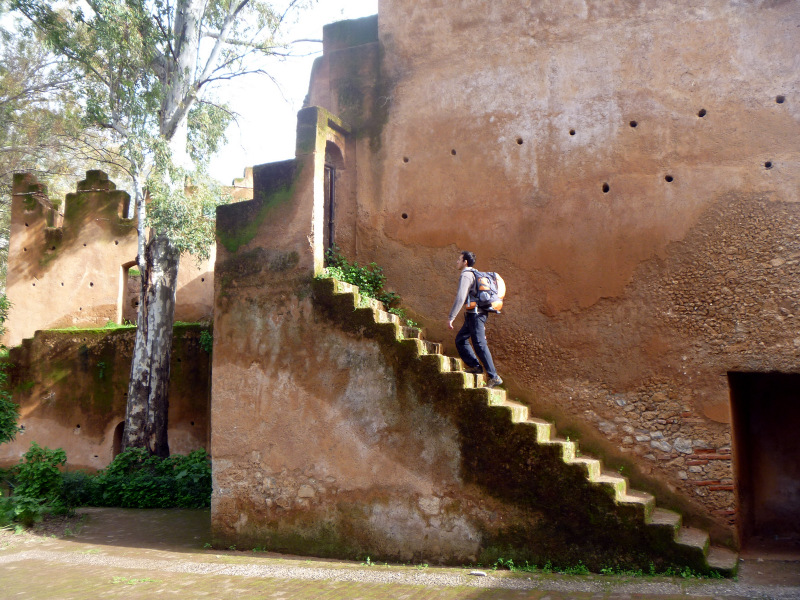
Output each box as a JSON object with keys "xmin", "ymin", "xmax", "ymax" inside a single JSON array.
[{"xmin": 5, "ymin": 170, "xmax": 216, "ymax": 347}]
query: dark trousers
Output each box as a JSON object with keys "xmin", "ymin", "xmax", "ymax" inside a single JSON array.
[{"xmin": 455, "ymin": 311, "xmax": 497, "ymax": 378}]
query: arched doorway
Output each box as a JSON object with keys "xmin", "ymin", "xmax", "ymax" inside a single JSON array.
[
  {"xmin": 324, "ymin": 141, "xmax": 345, "ymax": 258},
  {"xmin": 111, "ymin": 421, "xmax": 125, "ymax": 458}
]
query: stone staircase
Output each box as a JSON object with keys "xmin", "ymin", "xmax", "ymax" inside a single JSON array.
[{"xmin": 313, "ymin": 276, "xmax": 738, "ymax": 576}]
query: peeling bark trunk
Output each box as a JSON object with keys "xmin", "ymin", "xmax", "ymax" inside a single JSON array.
[{"xmin": 122, "ymin": 231, "xmax": 180, "ymax": 457}]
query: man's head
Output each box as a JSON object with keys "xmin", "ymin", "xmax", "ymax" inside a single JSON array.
[{"xmin": 459, "ymin": 250, "xmax": 476, "ymax": 267}]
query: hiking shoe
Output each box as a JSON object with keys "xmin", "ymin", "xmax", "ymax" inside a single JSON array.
[
  {"xmin": 465, "ymin": 365, "xmax": 484, "ymax": 375},
  {"xmin": 485, "ymin": 376, "xmax": 503, "ymax": 389}
]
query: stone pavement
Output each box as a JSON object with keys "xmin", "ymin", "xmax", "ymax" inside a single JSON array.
[{"xmin": 0, "ymin": 508, "xmax": 798, "ymax": 599}]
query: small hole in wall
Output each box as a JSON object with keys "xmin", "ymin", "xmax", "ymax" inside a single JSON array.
[
  {"xmin": 176, "ymin": 358, "xmax": 181, "ymax": 363},
  {"xmin": 450, "ymin": 149, "xmax": 457, "ymax": 156},
  {"xmin": 201, "ymin": 277, "xmax": 205, "ymax": 282},
  {"xmin": 765, "ymin": 161, "xmax": 773, "ymax": 169},
  {"xmin": 776, "ymin": 95, "xmax": 785, "ymax": 104},
  {"xmin": 94, "ymin": 455, "xmax": 98, "ymax": 458},
  {"xmin": 516, "ymin": 137, "xmax": 523, "ymax": 145},
  {"xmin": 401, "ymin": 213, "xmax": 408, "ymax": 219},
  {"xmin": 61, "ymin": 282, "xmax": 64, "ymax": 286},
  {"xmin": 602, "ymin": 183, "xmax": 610, "ymax": 193},
  {"xmin": 50, "ymin": 246, "xmax": 55, "ymax": 251},
  {"xmin": 83, "ymin": 243, "xmax": 87, "ymax": 247},
  {"xmin": 32, "ymin": 283, "xmax": 35, "ymax": 286},
  {"xmin": 665, "ymin": 175, "xmax": 674, "ymax": 182},
  {"xmin": 629, "ymin": 121, "xmax": 638, "ymax": 128},
  {"xmin": 76, "ymin": 424, "xmax": 80, "ymax": 429},
  {"xmin": 698, "ymin": 108, "xmax": 707, "ymax": 117},
  {"xmin": 79, "ymin": 307, "xmax": 82, "ymax": 311},
  {"xmin": 402, "ymin": 157, "xmax": 409, "ymax": 163},
  {"xmin": 23, "ymin": 248, "xmax": 27, "ymax": 252},
  {"xmin": 190, "ymin": 421, "xmax": 195, "ymax": 426},
  {"xmin": 569, "ymin": 129, "xmax": 576, "ymax": 136},
  {"xmin": 25, "ymin": 222, "xmax": 29, "ymax": 227},
  {"xmin": 89, "ymin": 282, "xmax": 94, "ymax": 287},
  {"xmin": 114, "ymin": 240, "xmax": 119, "ymax": 245}
]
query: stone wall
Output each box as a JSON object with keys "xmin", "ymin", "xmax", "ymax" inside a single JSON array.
[
  {"xmin": 301, "ymin": 1, "xmax": 800, "ymax": 541},
  {"xmin": 0, "ymin": 325, "xmax": 210, "ymax": 470},
  {"xmin": 5, "ymin": 171, "xmax": 216, "ymax": 347}
]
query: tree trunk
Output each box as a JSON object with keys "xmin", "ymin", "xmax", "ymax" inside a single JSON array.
[{"xmin": 122, "ymin": 231, "xmax": 180, "ymax": 457}]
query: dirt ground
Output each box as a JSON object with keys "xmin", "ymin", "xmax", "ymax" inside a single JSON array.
[{"xmin": 1, "ymin": 508, "xmax": 799, "ymax": 599}]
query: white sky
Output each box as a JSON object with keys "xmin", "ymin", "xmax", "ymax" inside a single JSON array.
[{"xmin": 207, "ymin": 0, "xmax": 379, "ymax": 184}]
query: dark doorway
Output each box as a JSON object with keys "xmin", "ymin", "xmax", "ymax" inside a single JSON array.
[
  {"xmin": 729, "ymin": 372, "xmax": 800, "ymax": 551},
  {"xmin": 324, "ymin": 164, "xmax": 335, "ymax": 253},
  {"xmin": 112, "ymin": 421, "xmax": 125, "ymax": 459},
  {"xmin": 323, "ymin": 141, "xmax": 344, "ymax": 260}
]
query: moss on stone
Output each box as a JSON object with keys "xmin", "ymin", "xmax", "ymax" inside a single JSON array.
[{"xmin": 217, "ymin": 160, "xmax": 300, "ymax": 254}]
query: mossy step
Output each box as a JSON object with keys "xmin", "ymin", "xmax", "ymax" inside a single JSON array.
[
  {"xmin": 317, "ymin": 277, "xmax": 739, "ymax": 574},
  {"xmin": 676, "ymin": 527, "xmax": 710, "ymax": 554},
  {"xmin": 707, "ymin": 546, "xmax": 738, "ymax": 574},
  {"xmin": 567, "ymin": 457, "xmax": 602, "ymax": 479},
  {"xmin": 649, "ymin": 507, "xmax": 682, "ymax": 531},
  {"xmin": 401, "ymin": 326, "xmax": 422, "ymax": 339}
]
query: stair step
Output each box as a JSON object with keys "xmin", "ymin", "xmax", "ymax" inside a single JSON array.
[
  {"xmin": 401, "ymin": 326, "xmax": 422, "ymax": 339},
  {"xmin": 375, "ymin": 310, "xmax": 399, "ymax": 324},
  {"xmin": 441, "ymin": 371, "xmax": 485, "ymax": 389},
  {"xmin": 618, "ymin": 490, "xmax": 655, "ymax": 517},
  {"xmin": 542, "ymin": 438, "xmax": 577, "ymax": 461},
  {"xmin": 567, "ymin": 457, "xmax": 602, "ymax": 479},
  {"xmin": 706, "ymin": 546, "xmax": 738, "ymax": 573},
  {"xmin": 649, "ymin": 507, "xmax": 682, "ymax": 530},
  {"xmin": 487, "ymin": 399, "xmax": 528, "ymax": 423},
  {"xmin": 523, "ymin": 418, "xmax": 552, "ymax": 442},
  {"xmin": 676, "ymin": 527, "xmax": 710, "ymax": 553},
  {"xmin": 594, "ymin": 471, "xmax": 628, "ymax": 496}
]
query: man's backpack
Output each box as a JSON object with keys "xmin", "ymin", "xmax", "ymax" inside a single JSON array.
[{"xmin": 466, "ymin": 270, "xmax": 506, "ymax": 313}]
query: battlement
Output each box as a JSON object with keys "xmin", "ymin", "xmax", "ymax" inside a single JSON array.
[{"xmin": 5, "ymin": 171, "xmax": 214, "ymax": 347}]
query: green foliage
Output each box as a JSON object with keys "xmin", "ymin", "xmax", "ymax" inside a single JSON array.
[
  {"xmin": 0, "ymin": 295, "xmax": 19, "ymax": 445},
  {"xmin": 199, "ymin": 330, "xmax": 213, "ymax": 354},
  {"xmin": 322, "ymin": 246, "xmax": 400, "ymax": 307},
  {"xmin": 0, "ymin": 442, "xmax": 67, "ymax": 527},
  {"xmin": 62, "ymin": 448, "xmax": 212, "ymax": 509}
]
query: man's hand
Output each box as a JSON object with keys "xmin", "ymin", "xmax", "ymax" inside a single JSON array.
[{"xmin": 447, "ymin": 319, "xmax": 454, "ymax": 330}]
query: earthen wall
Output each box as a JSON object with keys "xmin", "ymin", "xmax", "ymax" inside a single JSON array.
[
  {"xmin": 5, "ymin": 170, "xmax": 223, "ymax": 347},
  {"xmin": 0, "ymin": 326, "xmax": 210, "ymax": 470},
  {"xmin": 302, "ymin": 1, "xmax": 800, "ymax": 538}
]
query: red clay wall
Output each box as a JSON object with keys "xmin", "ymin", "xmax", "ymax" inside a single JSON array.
[
  {"xmin": 5, "ymin": 171, "xmax": 215, "ymax": 347},
  {"xmin": 0, "ymin": 326, "xmax": 210, "ymax": 471},
  {"xmin": 304, "ymin": 2, "xmax": 800, "ymax": 540}
]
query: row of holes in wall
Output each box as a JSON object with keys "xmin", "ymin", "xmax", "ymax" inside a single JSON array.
[
  {"xmin": 399, "ymin": 97, "xmax": 787, "ymax": 202},
  {"xmin": 29, "ymin": 277, "xmax": 205, "ymax": 285}
]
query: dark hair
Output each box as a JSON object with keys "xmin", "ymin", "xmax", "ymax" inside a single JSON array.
[{"xmin": 460, "ymin": 250, "xmax": 476, "ymax": 267}]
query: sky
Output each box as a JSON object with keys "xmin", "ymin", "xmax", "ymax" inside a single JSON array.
[{"xmin": 207, "ymin": 0, "xmax": 379, "ymax": 184}]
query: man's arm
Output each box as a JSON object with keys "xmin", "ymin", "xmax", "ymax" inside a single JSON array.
[{"xmin": 447, "ymin": 270, "xmax": 474, "ymax": 329}]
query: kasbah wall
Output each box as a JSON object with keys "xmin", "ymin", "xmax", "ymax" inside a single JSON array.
[
  {"xmin": 210, "ymin": 0, "xmax": 800, "ymax": 560},
  {"xmin": 1, "ymin": 169, "xmax": 251, "ymax": 468}
]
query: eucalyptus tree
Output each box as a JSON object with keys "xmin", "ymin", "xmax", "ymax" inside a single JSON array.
[{"xmin": 13, "ymin": 0, "xmax": 312, "ymax": 456}]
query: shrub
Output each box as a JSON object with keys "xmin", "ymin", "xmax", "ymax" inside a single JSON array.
[
  {"xmin": 67, "ymin": 448, "xmax": 212, "ymax": 509},
  {"xmin": 0, "ymin": 442, "xmax": 68, "ymax": 527},
  {"xmin": 323, "ymin": 246, "xmax": 400, "ymax": 308}
]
